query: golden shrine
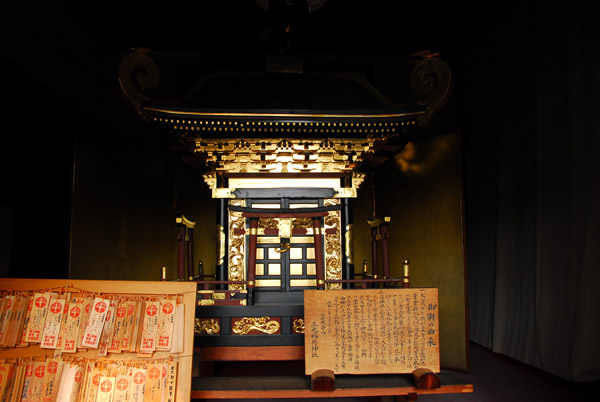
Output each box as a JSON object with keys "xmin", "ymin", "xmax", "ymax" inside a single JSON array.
[{"xmin": 118, "ymin": 46, "xmax": 452, "ymax": 350}]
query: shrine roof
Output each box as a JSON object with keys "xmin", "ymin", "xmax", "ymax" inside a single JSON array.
[{"xmin": 136, "ymin": 70, "xmax": 428, "ymax": 140}]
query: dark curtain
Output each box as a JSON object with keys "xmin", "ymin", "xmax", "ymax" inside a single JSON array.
[{"xmin": 464, "ymin": 1, "xmax": 600, "ymax": 382}]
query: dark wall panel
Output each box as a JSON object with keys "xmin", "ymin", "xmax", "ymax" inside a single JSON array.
[
  {"xmin": 69, "ymin": 125, "xmax": 215, "ymax": 281},
  {"xmin": 354, "ymin": 132, "xmax": 468, "ymax": 371}
]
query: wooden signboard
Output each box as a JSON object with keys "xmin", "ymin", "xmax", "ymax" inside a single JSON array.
[{"xmin": 304, "ymin": 288, "xmax": 440, "ymax": 375}]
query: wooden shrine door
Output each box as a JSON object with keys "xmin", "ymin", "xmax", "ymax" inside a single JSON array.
[{"xmin": 251, "ymin": 198, "xmax": 321, "ymax": 294}]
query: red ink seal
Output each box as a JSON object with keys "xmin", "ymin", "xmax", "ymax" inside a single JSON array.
[
  {"xmin": 162, "ymin": 303, "xmax": 174, "ymax": 314},
  {"xmin": 133, "ymin": 372, "xmax": 146, "ymax": 385},
  {"xmin": 35, "ymin": 296, "xmax": 47, "ymax": 308},
  {"xmin": 95, "ymin": 301, "xmax": 107, "ymax": 313},
  {"xmin": 146, "ymin": 304, "xmax": 158, "ymax": 317},
  {"xmin": 70, "ymin": 306, "xmax": 81, "ymax": 318}
]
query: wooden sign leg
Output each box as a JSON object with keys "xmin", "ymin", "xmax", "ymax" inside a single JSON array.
[
  {"xmin": 311, "ymin": 369, "xmax": 335, "ymax": 391},
  {"xmin": 412, "ymin": 368, "xmax": 441, "ymax": 389}
]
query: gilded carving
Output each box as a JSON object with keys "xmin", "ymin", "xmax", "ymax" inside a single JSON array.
[
  {"xmin": 323, "ymin": 198, "xmax": 340, "ymax": 208},
  {"xmin": 203, "ymin": 173, "xmax": 217, "ymax": 189},
  {"xmin": 259, "ymin": 218, "xmax": 279, "ymax": 230},
  {"xmin": 195, "ymin": 318, "xmax": 220, "ymax": 335},
  {"xmin": 292, "ymin": 318, "xmax": 305, "ymax": 334},
  {"xmin": 192, "ymin": 138, "xmax": 375, "ymax": 175},
  {"xmin": 217, "ymin": 224, "xmax": 226, "ymax": 265},
  {"xmin": 292, "ymin": 217, "xmax": 312, "ymax": 229},
  {"xmin": 345, "ymin": 223, "xmax": 354, "ymax": 265},
  {"xmin": 228, "ymin": 199, "xmax": 246, "ymax": 290},
  {"xmin": 232, "ymin": 317, "xmax": 280, "ymax": 335},
  {"xmin": 323, "ymin": 198, "xmax": 342, "ymax": 289},
  {"xmin": 353, "ymin": 172, "xmax": 366, "ymax": 189}
]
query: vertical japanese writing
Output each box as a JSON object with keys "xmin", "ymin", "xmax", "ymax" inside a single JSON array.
[
  {"xmin": 310, "ymin": 320, "xmax": 319, "ymax": 357},
  {"xmin": 305, "ymin": 289, "xmax": 440, "ymax": 375},
  {"xmin": 353, "ymin": 296, "xmax": 361, "ymax": 371}
]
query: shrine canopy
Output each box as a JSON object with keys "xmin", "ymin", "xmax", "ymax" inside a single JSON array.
[{"xmin": 119, "ymin": 50, "xmax": 453, "ymax": 197}]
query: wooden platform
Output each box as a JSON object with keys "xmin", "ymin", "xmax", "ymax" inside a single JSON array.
[{"xmin": 191, "ymin": 367, "xmax": 472, "ymax": 399}]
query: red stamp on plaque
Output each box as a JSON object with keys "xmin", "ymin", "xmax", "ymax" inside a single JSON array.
[
  {"xmin": 100, "ymin": 380, "xmax": 112, "ymax": 393},
  {"xmin": 70, "ymin": 306, "xmax": 81, "ymax": 318},
  {"xmin": 117, "ymin": 378, "xmax": 129, "ymax": 391},
  {"xmin": 117, "ymin": 306, "xmax": 126, "ymax": 318},
  {"xmin": 43, "ymin": 334, "xmax": 56, "ymax": 345},
  {"xmin": 93, "ymin": 373, "xmax": 102, "ymax": 386},
  {"xmin": 142, "ymin": 338, "xmax": 154, "ymax": 349},
  {"xmin": 148, "ymin": 367, "xmax": 161, "ymax": 380},
  {"xmin": 47, "ymin": 362, "xmax": 58, "ymax": 374},
  {"xmin": 95, "ymin": 301, "xmax": 107, "ymax": 314},
  {"xmin": 162, "ymin": 303, "xmax": 174, "ymax": 314},
  {"xmin": 84, "ymin": 332, "xmax": 98, "ymax": 345},
  {"xmin": 146, "ymin": 304, "xmax": 158, "ymax": 317},
  {"xmin": 74, "ymin": 370, "xmax": 82, "ymax": 383},
  {"xmin": 158, "ymin": 335, "xmax": 170, "ymax": 347},
  {"xmin": 28, "ymin": 327, "xmax": 41, "ymax": 341},
  {"xmin": 35, "ymin": 296, "xmax": 47, "ymax": 308},
  {"xmin": 133, "ymin": 372, "xmax": 146, "ymax": 385},
  {"xmin": 50, "ymin": 302, "xmax": 63, "ymax": 314},
  {"xmin": 35, "ymin": 365, "xmax": 45, "ymax": 378}
]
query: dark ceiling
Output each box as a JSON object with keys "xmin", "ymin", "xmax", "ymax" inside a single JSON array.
[
  {"xmin": 2, "ymin": 0, "xmax": 509, "ymax": 118},
  {"xmin": 1, "ymin": 0, "xmax": 510, "ymax": 174},
  {"xmin": 65, "ymin": 0, "xmax": 502, "ymax": 58}
]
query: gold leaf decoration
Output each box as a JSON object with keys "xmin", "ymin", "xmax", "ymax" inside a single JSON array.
[
  {"xmin": 292, "ymin": 217, "xmax": 312, "ymax": 229},
  {"xmin": 232, "ymin": 317, "xmax": 280, "ymax": 335},
  {"xmin": 293, "ymin": 318, "xmax": 305, "ymax": 334},
  {"xmin": 195, "ymin": 318, "xmax": 220, "ymax": 335},
  {"xmin": 259, "ymin": 218, "xmax": 280, "ymax": 230},
  {"xmin": 324, "ymin": 199, "xmax": 342, "ymax": 289},
  {"xmin": 228, "ymin": 199, "xmax": 246, "ymax": 290}
]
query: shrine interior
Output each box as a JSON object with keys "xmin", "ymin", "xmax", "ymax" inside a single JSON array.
[{"xmin": 1, "ymin": 0, "xmax": 599, "ymax": 392}]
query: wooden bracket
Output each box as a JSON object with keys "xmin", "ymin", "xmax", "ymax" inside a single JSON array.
[{"xmin": 311, "ymin": 369, "xmax": 335, "ymax": 391}]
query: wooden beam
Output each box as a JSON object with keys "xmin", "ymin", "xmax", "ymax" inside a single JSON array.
[{"xmin": 194, "ymin": 346, "xmax": 305, "ymax": 361}]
